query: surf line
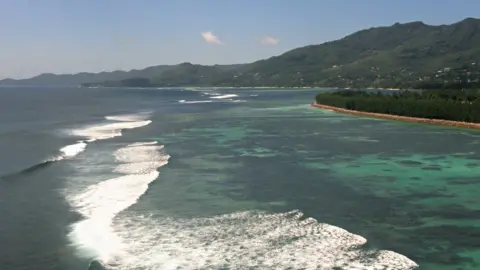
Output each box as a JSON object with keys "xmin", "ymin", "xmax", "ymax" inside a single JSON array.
[{"xmin": 2, "ymin": 113, "xmax": 153, "ymax": 180}]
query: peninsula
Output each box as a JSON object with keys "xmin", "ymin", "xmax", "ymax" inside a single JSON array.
[{"xmin": 313, "ymin": 89, "xmax": 480, "ymax": 129}]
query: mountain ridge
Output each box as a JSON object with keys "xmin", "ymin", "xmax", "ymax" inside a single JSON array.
[{"xmin": 2, "ymin": 17, "xmax": 480, "ymax": 88}]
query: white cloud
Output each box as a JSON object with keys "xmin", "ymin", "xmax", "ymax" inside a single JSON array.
[
  {"xmin": 260, "ymin": 36, "xmax": 279, "ymax": 45},
  {"xmin": 201, "ymin": 31, "xmax": 223, "ymax": 44}
]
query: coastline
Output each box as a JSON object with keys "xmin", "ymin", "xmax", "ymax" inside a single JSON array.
[
  {"xmin": 81, "ymin": 85, "xmax": 331, "ymax": 89},
  {"xmin": 311, "ymin": 102, "xmax": 480, "ymax": 130},
  {"xmin": 79, "ymin": 85, "xmax": 403, "ymax": 91}
]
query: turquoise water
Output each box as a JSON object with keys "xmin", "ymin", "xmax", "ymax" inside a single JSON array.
[
  {"xmin": 2, "ymin": 87, "xmax": 480, "ymax": 269},
  {"xmin": 128, "ymin": 89, "xmax": 480, "ymax": 269}
]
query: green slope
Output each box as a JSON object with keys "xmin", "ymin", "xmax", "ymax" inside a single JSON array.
[{"xmin": 2, "ymin": 18, "xmax": 480, "ymax": 88}]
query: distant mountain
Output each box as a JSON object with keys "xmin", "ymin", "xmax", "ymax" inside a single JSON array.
[
  {"xmin": 2, "ymin": 18, "xmax": 480, "ymax": 88},
  {"xmin": 0, "ymin": 65, "xmax": 174, "ymax": 86},
  {"xmin": 77, "ymin": 63, "xmax": 245, "ymax": 88},
  {"xmin": 0, "ymin": 64, "xmax": 245, "ymax": 86}
]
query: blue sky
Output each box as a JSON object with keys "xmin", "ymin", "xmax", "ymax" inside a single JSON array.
[{"xmin": 1, "ymin": 0, "xmax": 479, "ymax": 79}]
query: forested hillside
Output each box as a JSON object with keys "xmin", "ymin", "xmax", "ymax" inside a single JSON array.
[
  {"xmin": 315, "ymin": 89, "xmax": 480, "ymax": 122},
  {"xmin": 2, "ymin": 18, "xmax": 480, "ymax": 89}
]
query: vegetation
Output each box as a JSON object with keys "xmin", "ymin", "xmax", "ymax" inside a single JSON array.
[
  {"xmin": 82, "ymin": 77, "xmax": 151, "ymax": 88},
  {"xmin": 315, "ymin": 89, "xmax": 480, "ymax": 123},
  {"xmin": 0, "ymin": 63, "xmax": 243, "ymax": 87},
  {"xmin": 1, "ymin": 18, "xmax": 480, "ymax": 88},
  {"xmin": 0, "ymin": 66, "xmax": 173, "ymax": 86}
]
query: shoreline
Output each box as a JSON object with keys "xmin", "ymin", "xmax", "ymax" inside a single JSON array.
[
  {"xmin": 81, "ymin": 86, "xmax": 330, "ymax": 90},
  {"xmin": 311, "ymin": 102, "xmax": 480, "ymax": 130},
  {"xmin": 80, "ymin": 85, "xmax": 403, "ymax": 90}
]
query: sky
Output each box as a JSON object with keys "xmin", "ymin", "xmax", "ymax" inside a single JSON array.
[{"xmin": 1, "ymin": 0, "xmax": 479, "ymax": 79}]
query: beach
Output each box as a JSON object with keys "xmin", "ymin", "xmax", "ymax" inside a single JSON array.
[{"xmin": 311, "ymin": 102, "xmax": 480, "ymax": 129}]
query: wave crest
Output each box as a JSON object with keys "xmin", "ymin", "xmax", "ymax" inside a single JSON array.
[
  {"xmin": 67, "ymin": 141, "xmax": 169, "ymax": 264},
  {"xmin": 59, "ymin": 141, "xmax": 87, "ymax": 158},
  {"xmin": 210, "ymin": 94, "xmax": 238, "ymax": 99},
  {"xmin": 103, "ymin": 210, "xmax": 417, "ymax": 269},
  {"xmin": 178, "ymin": 100, "xmax": 213, "ymax": 104},
  {"xmin": 104, "ymin": 112, "xmax": 151, "ymax": 122},
  {"xmin": 69, "ymin": 120, "xmax": 151, "ymax": 142}
]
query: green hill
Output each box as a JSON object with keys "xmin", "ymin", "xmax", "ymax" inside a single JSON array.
[
  {"xmin": 238, "ymin": 18, "xmax": 480, "ymax": 88},
  {"xmin": 0, "ymin": 64, "xmax": 242, "ymax": 87},
  {"xmin": 2, "ymin": 17, "xmax": 480, "ymax": 88}
]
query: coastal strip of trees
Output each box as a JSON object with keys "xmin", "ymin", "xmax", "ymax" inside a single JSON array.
[{"xmin": 315, "ymin": 89, "xmax": 480, "ymax": 123}]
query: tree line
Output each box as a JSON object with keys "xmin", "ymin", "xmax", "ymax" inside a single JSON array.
[{"xmin": 315, "ymin": 89, "xmax": 480, "ymax": 123}]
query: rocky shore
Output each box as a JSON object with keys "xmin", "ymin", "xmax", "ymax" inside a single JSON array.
[{"xmin": 311, "ymin": 102, "xmax": 480, "ymax": 129}]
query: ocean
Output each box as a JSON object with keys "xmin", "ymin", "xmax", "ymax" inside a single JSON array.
[{"xmin": 1, "ymin": 86, "xmax": 480, "ymax": 270}]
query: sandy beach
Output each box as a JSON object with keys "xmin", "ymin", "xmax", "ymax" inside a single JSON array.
[{"xmin": 311, "ymin": 102, "xmax": 480, "ymax": 130}]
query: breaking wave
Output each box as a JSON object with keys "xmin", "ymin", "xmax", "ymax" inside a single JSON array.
[
  {"xmin": 202, "ymin": 92, "xmax": 220, "ymax": 96},
  {"xmin": 178, "ymin": 100, "xmax": 213, "ymax": 104},
  {"xmin": 66, "ymin": 141, "xmax": 170, "ymax": 266},
  {"xmin": 59, "ymin": 141, "xmax": 88, "ymax": 158},
  {"xmin": 100, "ymin": 210, "xmax": 418, "ymax": 269},
  {"xmin": 55, "ymin": 112, "xmax": 152, "ymax": 160},
  {"xmin": 69, "ymin": 116, "xmax": 152, "ymax": 142},
  {"xmin": 27, "ymin": 109, "xmax": 417, "ymax": 269},
  {"xmin": 1, "ymin": 141, "xmax": 88, "ymax": 179},
  {"xmin": 104, "ymin": 112, "xmax": 152, "ymax": 122},
  {"xmin": 0, "ymin": 160, "xmax": 57, "ymax": 180},
  {"xmin": 210, "ymin": 94, "xmax": 238, "ymax": 99},
  {"xmin": 3, "ymin": 112, "xmax": 152, "ymax": 180},
  {"xmin": 178, "ymin": 94, "xmax": 246, "ymax": 104}
]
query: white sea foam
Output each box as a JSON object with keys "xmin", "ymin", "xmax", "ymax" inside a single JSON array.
[
  {"xmin": 70, "ymin": 170, "xmax": 161, "ymax": 219},
  {"xmin": 104, "ymin": 112, "xmax": 151, "ymax": 122},
  {"xmin": 113, "ymin": 143, "xmax": 168, "ymax": 174},
  {"xmin": 105, "ymin": 210, "xmax": 418, "ymax": 270},
  {"xmin": 67, "ymin": 141, "xmax": 170, "ymax": 263},
  {"xmin": 127, "ymin": 141, "xmax": 158, "ymax": 147},
  {"xmin": 69, "ymin": 120, "xmax": 152, "ymax": 141},
  {"xmin": 64, "ymin": 141, "xmax": 417, "ymax": 269},
  {"xmin": 210, "ymin": 94, "xmax": 238, "ymax": 99},
  {"xmin": 61, "ymin": 113, "xmax": 417, "ymax": 269},
  {"xmin": 46, "ymin": 141, "xmax": 88, "ymax": 162},
  {"xmin": 68, "ymin": 112, "xmax": 152, "ymax": 142},
  {"xmin": 54, "ymin": 112, "xmax": 152, "ymax": 163},
  {"xmin": 59, "ymin": 141, "xmax": 87, "ymax": 158},
  {"xmin": 104, "ymin": 115, "xmax": 141, "ymax": 122},
  {"xmin": 178, "ymin": 100, "xmax": 213, "ymax": 104}
]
